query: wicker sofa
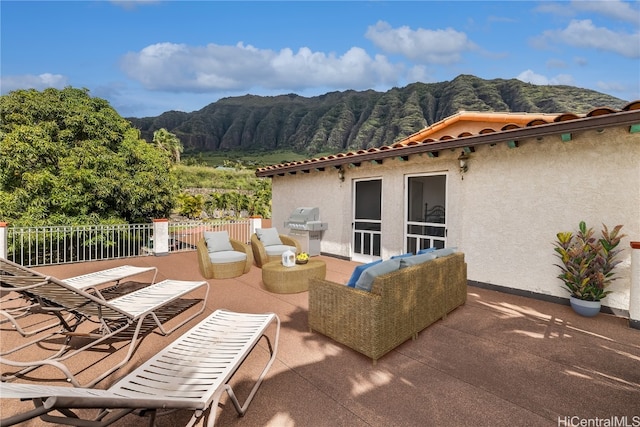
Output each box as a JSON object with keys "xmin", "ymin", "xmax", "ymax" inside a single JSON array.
[{"xmin": 308, "ymin": 252, "xmax": 467, "ymax": 363}]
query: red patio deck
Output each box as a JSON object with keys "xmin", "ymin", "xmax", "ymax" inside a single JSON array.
[{"xmin": 2, "ymin": 252, "xmax": 639, "ymax": 426}]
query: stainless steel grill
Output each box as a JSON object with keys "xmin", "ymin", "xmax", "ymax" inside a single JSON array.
[
  {"xmin": 284, "ymin": 207, "xmax": 327, "ymax": 256},
  {"xmin": 284, "ymin": 207, "xmax": 328, "ymax": 231}
]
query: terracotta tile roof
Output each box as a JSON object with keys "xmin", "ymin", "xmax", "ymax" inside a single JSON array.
[{"xmin": 256, "ymin": 100, "xmax": 640, "ymax": 177}]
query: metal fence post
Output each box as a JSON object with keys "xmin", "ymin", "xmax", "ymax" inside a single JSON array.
[
  {"xmin": 0, "ymin": 222, "xmax": 7, "ymax": 259},
  {"xmin": 249, "ymin": 216, "xmax": 262, "ymax": 238},
  {"xmin": 152, "ymin": 219, "xmax": 169, "ymax": 256},
  {"xmin": 630, "ymin": 242, "xmax": 640, "ymax": 330}
]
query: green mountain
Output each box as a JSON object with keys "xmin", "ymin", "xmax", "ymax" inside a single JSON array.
[{"xmin": 127, "ymin": 74, "xmax": 627, "ymax": 155}]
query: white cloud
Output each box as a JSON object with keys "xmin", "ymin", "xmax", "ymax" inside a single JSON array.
[
  {"xmin": 536, "ymin": 0, "xmax": 640, "ymax": 25},
  {"xmin": 516, "ymin": 70, "xmax": 549, "ymax": 85},
  {"xmin": 596, "ymin": 80, "xmax": 628, "ymax": 93},
  {"xmin": 535, "ymin": 3, "xmax": 574, "ymax": 17},
  {"xmin": 534, "ymin": 19, "xmax": 640, "ymax": 58},
  {"xmin": 405, "ymin": 65, "xmax": 432, "ymax": 84},
  {"xmin": 596, "ymin": 80, "xmax": 640, "ymax": 101},
  {"xmin": 516, "ymin": 70, "xmax": 575, "ymax": 86},
  {"xmin": 120, "ymin": 41, "xmax": 403, "ymax": 93},
  {"xmin": 553, "ymin": 74, "xmax": 576, "ymax": 86},
  {"xmin": 596, "ymin": 80, "xmax": 639, "ymax": 100},
  {"xmin": 571, "ymin": 0, "xmax": 640, "ymax": 25},
  {"xmin": 364, "ymin": 21, "xmax": 476, "ymax": 65},
  {"xmin": 0, "ymin": 73, "xmax": 68, "ymax": 94}
]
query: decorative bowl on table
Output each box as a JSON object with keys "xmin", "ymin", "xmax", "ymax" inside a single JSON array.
[{"xmin": 296, "ymin": 252, "xmax": 309, "ymax": 264}]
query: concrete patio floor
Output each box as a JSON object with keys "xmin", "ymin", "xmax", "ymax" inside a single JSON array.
[{"xmin": 2, "ymin": 251, "xmax": 639, "ymax": 426}]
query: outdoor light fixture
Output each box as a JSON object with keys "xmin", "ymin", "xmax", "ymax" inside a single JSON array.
[
  {"xmin": 458, "ymin": 152, "xmax": 469, "ymax": 174},
  {"xmin": 338, "ymin": 166, "xmax": 345, "ymax": 182}
]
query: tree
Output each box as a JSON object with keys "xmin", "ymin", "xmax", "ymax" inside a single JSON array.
[
  {"xmin": 153, "ymin": 128, "xmax": 183, "ymax": 164},
  {"xmin": 0, "ymin": 87, "xmax": 179, "ymax": 225},
  {"xmin": 177, "ymin": 193, "xmax": 204, "ymax": 219},
  {"xmin": 248, "ymin": 180, "xmax": 272, "ymax": 218}
]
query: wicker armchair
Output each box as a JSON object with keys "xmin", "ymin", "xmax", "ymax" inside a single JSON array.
[
  {"xmin": 196, "ymin": 237, "xmax": 253, "ymax": 279},
  {"xmin": 251, "ymin": 232, "xmax": 301, "ymax": 268}
]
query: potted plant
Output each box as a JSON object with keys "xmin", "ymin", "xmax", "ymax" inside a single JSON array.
[{"xmin": 553, "ymin": 221, "xmax": 625, "ymax": 317}]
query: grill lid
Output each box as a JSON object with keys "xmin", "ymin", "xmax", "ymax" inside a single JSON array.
[
  {"xmin": 287, "ymin": 207, "xmax": 319, "ymax": 223},
  {"xmin": 285, "ymin": 207, "xmax": 328, "ymax": 231}
]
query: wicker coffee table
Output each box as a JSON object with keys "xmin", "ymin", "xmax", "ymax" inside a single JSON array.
[{"xmin": 261, "ymin": 259, "xmax": 326, "ymax": 294}]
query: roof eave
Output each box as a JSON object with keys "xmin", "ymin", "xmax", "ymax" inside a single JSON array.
[{"xmin": 255, "ymin": 109, "xmax": 640, "ymax": 177}]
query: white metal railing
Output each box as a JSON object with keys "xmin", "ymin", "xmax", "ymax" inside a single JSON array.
[
  {"xmin": 1, "ymin": 219, "xmax": 258, "ymax": 267},
  {"xmin": 4, "ymin": 224, "xmax": 153, "ymax": 267},
  {"xmin": 405, "ymin": 220, "xmax": 446, "ymax": 253},
  {"xmin": 168, "ymin": 219, "xmax": 253, "ymax": 250},
  {"xmin": 353, "ymin": 219, "xmax": 382, "ymax": 258}
]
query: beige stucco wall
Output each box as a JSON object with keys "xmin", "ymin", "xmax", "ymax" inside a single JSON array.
[
  {"xmin": 459, "ymin": 127, "xmax": 638, "ymax": 311},
  {"xmin": 271, "ymin": 126, "xmax": 639, "ymax": 312}
]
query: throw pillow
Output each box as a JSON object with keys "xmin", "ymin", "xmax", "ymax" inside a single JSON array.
[
  {"xmin": 256, "ymin": 228, "xmax": 283, "ymax": 247},
  {"xmin": 400, "ymin": 252, "xmax": 436, "ymax": 268},
  {"xmin": 204, "ymin": 231, "xmax": 234, "ymax": 253},
  {"xmin": 390, "ymin": 253, "xmax": 413, "ymax": 259},
  {"xmin": 432, "ymin": 247, "xmax": 456, "ymax": 258},
  {"xmin": 355, "ymin": 258, "xmax": 401, "ymax": 292},
  {"xmin": 346, "ymin": 259, "xmax": 382, "ymax": 288},
  {"xmin": 417, "ymin": 247, "xmax": 436, "ymax": 255}
]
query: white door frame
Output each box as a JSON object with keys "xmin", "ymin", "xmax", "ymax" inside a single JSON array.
[
  {"xmin": 404, "ymin": 173, "xmax": 448, "ymax": 253},
  {"xmin": 351, "ymin": 177, "xmax": 382, "ymax": 263}
]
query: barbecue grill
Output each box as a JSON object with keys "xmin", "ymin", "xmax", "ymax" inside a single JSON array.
[{"xmin": 284, "ymin": 207, "xmax": 327, "ymax": 256}]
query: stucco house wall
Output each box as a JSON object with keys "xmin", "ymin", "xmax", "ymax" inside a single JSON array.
[
  {"xmin": 458, "ymin": 126, "xmax": 638, "ymax": 312},
  {"xmin": 270, "ymin": 125, "xmax": 639, "ymax": 313}
]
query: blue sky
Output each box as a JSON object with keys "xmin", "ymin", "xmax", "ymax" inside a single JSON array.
[{"xmin": 2, "ymin": 0, "xmax": 639, "ymax": 118}]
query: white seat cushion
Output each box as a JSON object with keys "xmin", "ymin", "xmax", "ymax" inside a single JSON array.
[
  {"xmin": 208, "ymin": 251, "xmax": 247, "ymax": 264},
  {"xmin": 264, "ymin": 244, "xmax": 296, "ymax": 257}
]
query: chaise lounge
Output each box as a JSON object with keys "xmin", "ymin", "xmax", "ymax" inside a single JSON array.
[
  {"xmin": 0, "ymin": 257, "xmax": 209, "ymax": 387},
  {"xmin": 0, "ymin": 309, "xmax": 280, "ymax": 427}
]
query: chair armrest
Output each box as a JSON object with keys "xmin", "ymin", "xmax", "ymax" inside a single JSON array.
[
  {"xmin": 280, "ymin": 235, "xmax": 302, "ymax": 253},
  {"xmin": 251, "ymin": 234, "xmax": 268, "ymax": 267},
  {"xmin": 230, "ymin": 239, "xmax": 254, "ymax": 273},
  {"xmin": 196, "ymin": 239, "xmax": 214, "ymax": 279}
]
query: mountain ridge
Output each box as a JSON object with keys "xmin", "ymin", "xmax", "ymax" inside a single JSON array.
[{"xmin": 127, "ymin": 74, "xmax": 628, "ymax": 155}]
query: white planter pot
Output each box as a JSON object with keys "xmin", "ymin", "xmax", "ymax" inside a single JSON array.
[{"xmin": 570, "ymin": 296, "xmax": 601, "ymax": 317}]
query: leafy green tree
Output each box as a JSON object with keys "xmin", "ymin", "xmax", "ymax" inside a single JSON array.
[
  {"xmin": 153, "ymin": 128, "xmax": 183, "ymax": 164},
  {"xmin": 177, "ymin": 193, "xmax": 204, "ymax": 219},
  {"xmin": 248, "ymin": 179, "xmax": 272, "ymax": 217},
  {"xmin": 0, "ymin": 87, "xmax": 179, "ymax": 225}
]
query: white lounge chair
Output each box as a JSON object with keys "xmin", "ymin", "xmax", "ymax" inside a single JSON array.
[
  {"xmin": 61, "ymin": 264, "xmax": 158, "ymax": 290},
  {"xmin": 1, "ymin": 262, "xmax": 157, "ymax": 338},
  {"xmin": 0, "ymin": 309, "xmax": 280, "ymax": 427},
  {"xmin": 0, "ymin": 257, "xmax": 208, "ymax": 387}
]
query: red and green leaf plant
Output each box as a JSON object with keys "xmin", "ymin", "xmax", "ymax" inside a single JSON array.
[{"xmin": 553, "ymin": 221, "xmax": 626, "ymax": 301}]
